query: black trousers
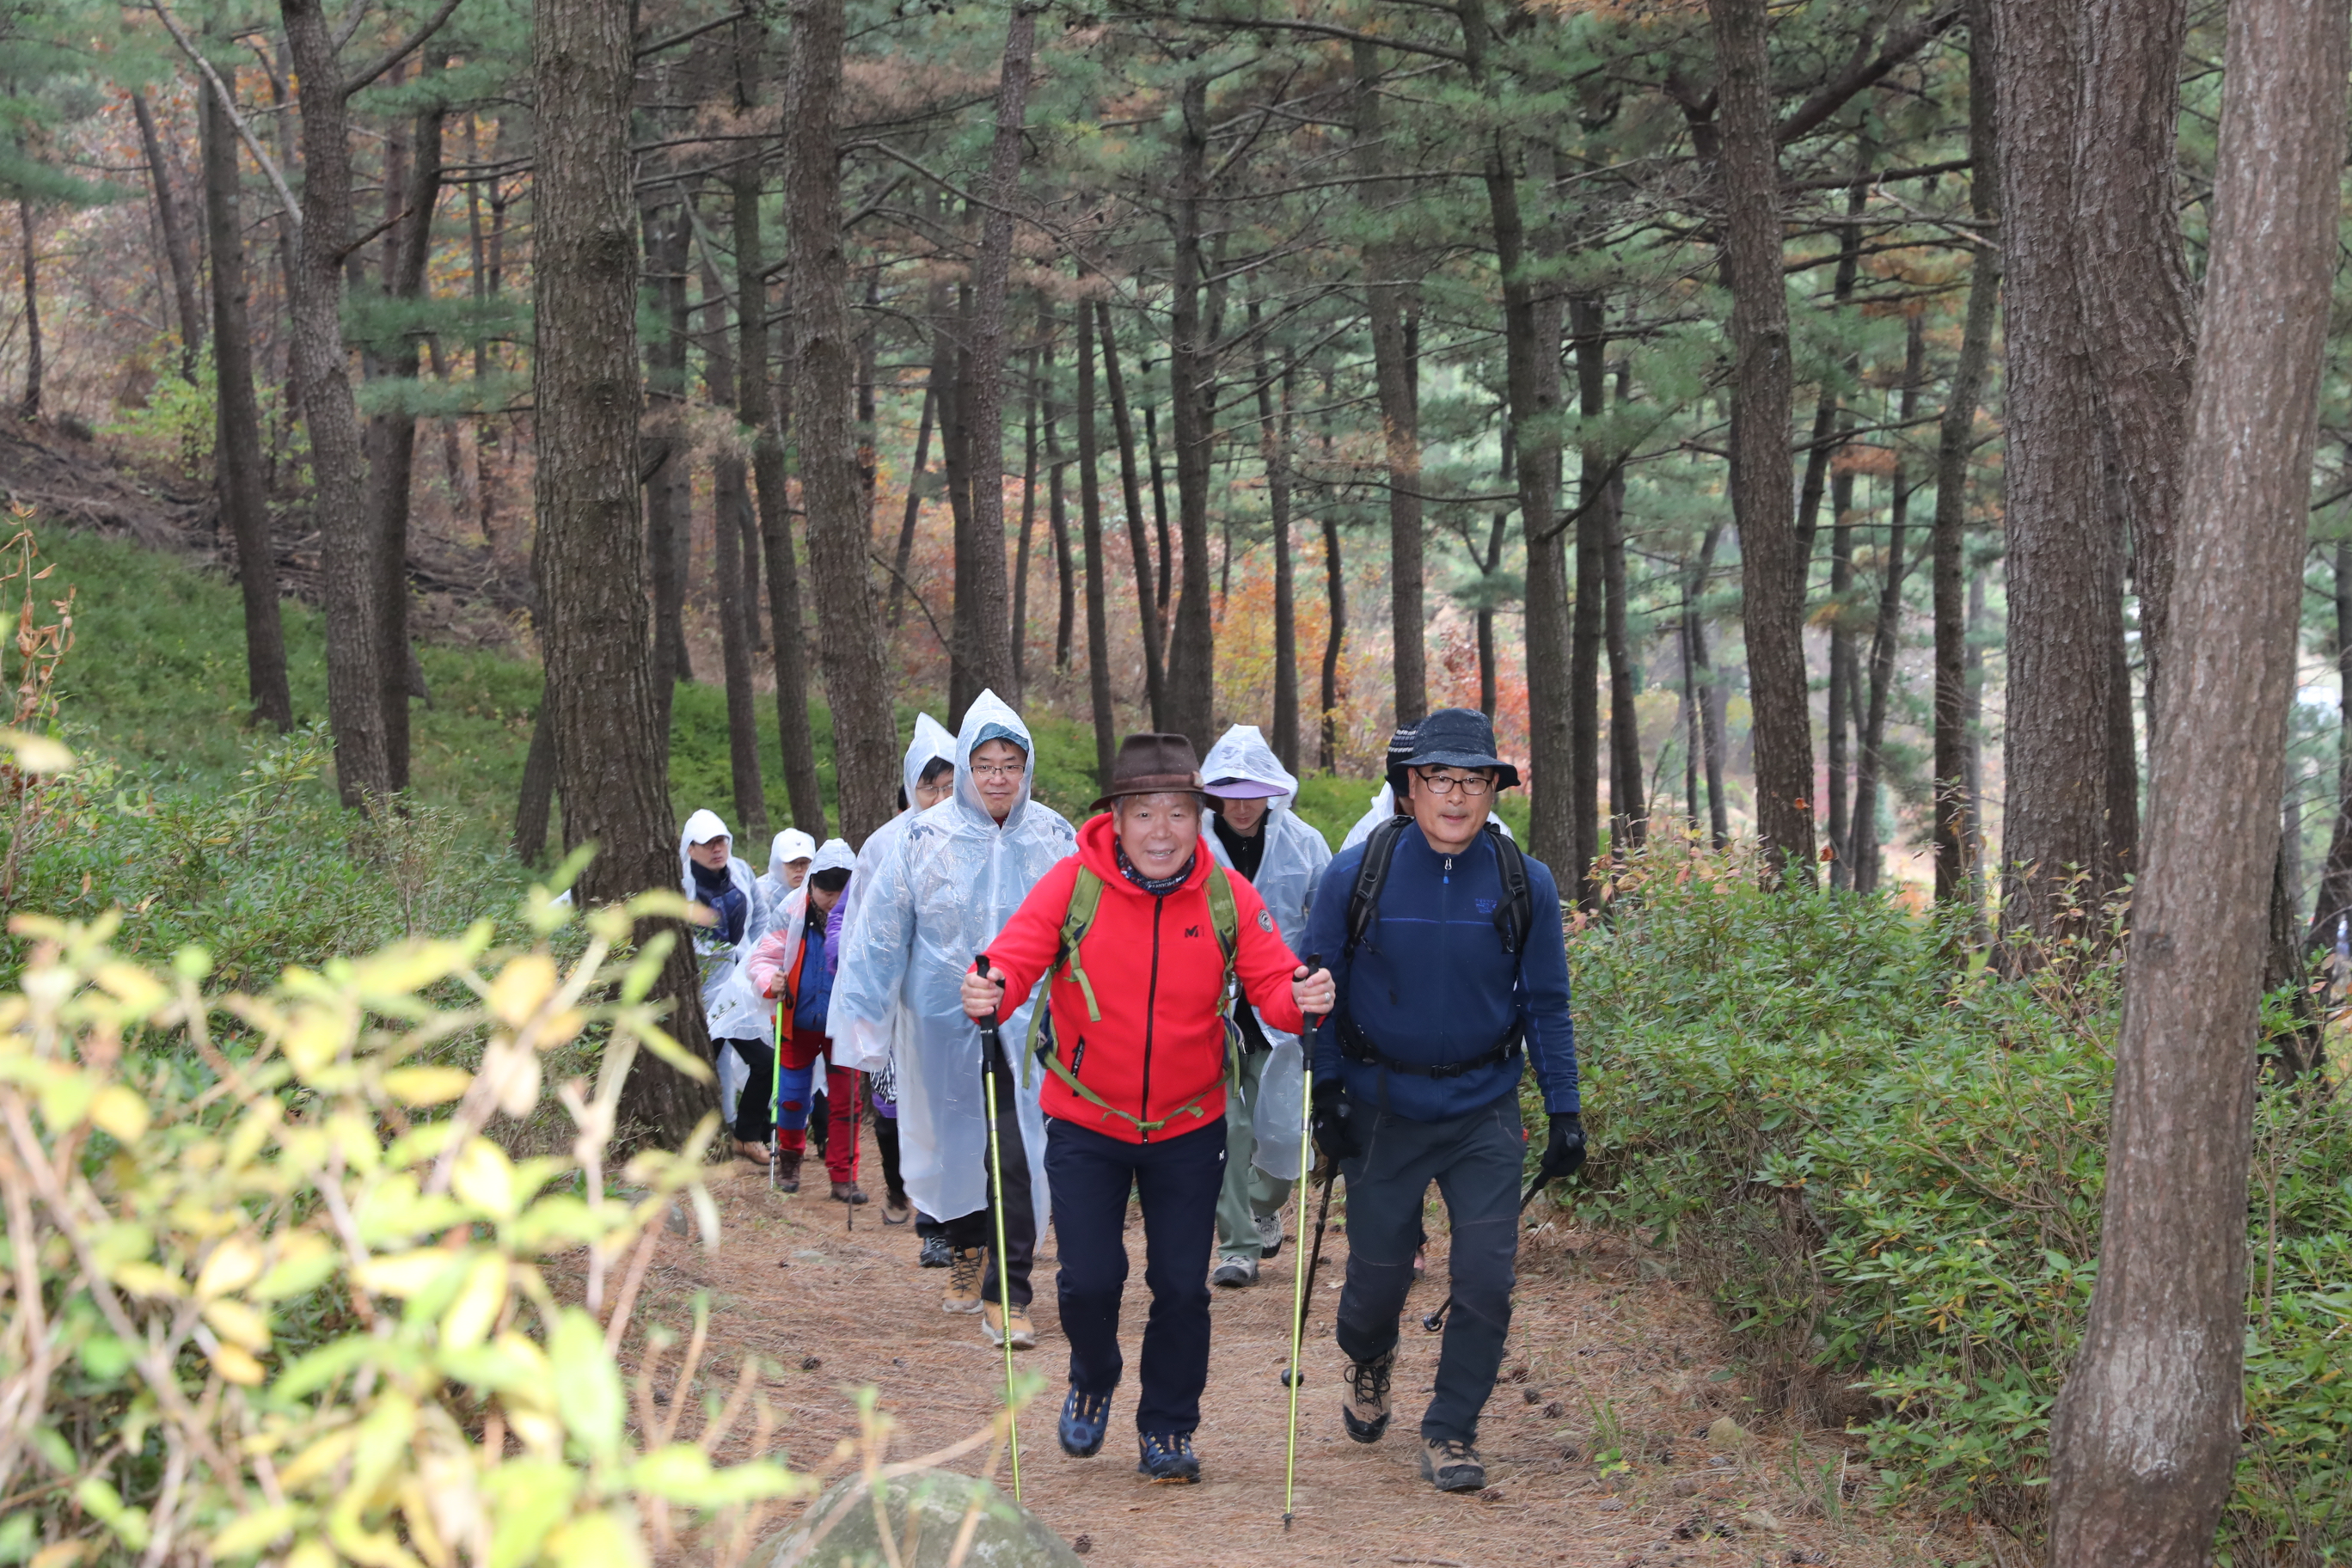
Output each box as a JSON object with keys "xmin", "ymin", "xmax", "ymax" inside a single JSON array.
[
  {"xmin": 940, "ymin": 1058, "xmax": 1036, "ymax": 1308},
  {"xmin": 1045, "ymin": 1116, "xmax": 1228, "ymax": 1437},
  {"xmin": 873, "ymin": 1112, "xmax": 909, "ymax": 1205},
  {"xmin": 1334, "ymin": 1091, "xmax": 1523, "ymax": 1445}
]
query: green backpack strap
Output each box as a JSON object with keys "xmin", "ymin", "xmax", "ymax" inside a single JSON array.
[{"xmin": 1023, "ymin": 867, "xmax": 1108, "ymax": 1088}]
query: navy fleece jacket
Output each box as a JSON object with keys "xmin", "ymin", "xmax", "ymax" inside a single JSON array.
[{"xmin": 1305, "ymin": 823, "xmax": 1578, "ymax": 1122}]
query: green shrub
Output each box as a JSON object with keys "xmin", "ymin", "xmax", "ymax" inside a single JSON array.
[
  {"xmin": 1562, "ymin": 833, "xmax": 2352, "ymax": 1560},
  {"xmin": 0, "ymin": 884, "xmax": 809, "ymax": 1566}
]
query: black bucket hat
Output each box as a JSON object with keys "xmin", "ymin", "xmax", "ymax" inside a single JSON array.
[
  {"xmin": 1399, "ymin": 707, "xmax": 1522, "ymax": 790},
  {"xmin": 1381, "ymin": 725, "xmax": 1418, "ymax": 802}
]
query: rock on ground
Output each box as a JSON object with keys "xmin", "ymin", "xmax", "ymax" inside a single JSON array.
[{"xmin": 766, "ymin": 1467, "xmax": 1083, "ymax": 1568}]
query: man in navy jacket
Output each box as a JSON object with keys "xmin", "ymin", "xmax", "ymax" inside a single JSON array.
[{"xmin": 1303, "ymin": 707, "xmax": 1584, "ymax": 1494}]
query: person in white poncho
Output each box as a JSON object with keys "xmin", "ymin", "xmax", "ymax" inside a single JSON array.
[
  {"xmin": 678, "ymin": 809, "xmax": 772, "ymax": 1163},
  {"xmin": 1198, "ymin": 726, "xmax": 1334, "ymax": 1288},
  {"xmin": 828, "ymin": 713, "xmax": 956, "ymax": 1233},
  {"xmin": 826, "ymin": 691, "xmax": 1075, "ymax": 1350},
  {"xmin": 744, "ymin": 838, "xmax": 861, "ymax": 1197}
]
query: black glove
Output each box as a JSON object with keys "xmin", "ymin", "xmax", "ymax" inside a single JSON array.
[
  {"xmin": 1538, "ymin": 1112, "xmax": 1587, "ymax": 1183},
  {"xmin": 1311, "ymin": 1079, "xmax": 1361, "ymax": 1164}
]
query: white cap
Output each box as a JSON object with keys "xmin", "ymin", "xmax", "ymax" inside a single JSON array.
[
  {"xmin": 811, "ymin": 837, "xmax": 855, "ymax": 875},
  {"xmin": 772, "ymin": 828, "xmax": 818, "ymax": 870}
]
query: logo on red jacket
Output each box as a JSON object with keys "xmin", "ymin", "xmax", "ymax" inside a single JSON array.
[{"xmin": 1257, "ymin": 909, "xmax": 1274, "ymax": 932}]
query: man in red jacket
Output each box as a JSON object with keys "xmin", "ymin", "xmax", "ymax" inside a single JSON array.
[{"xmin": 965, "ymin": 732, "xmax": 1335, "ymax": 1485}]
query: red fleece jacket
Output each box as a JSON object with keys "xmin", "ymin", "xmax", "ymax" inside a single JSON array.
[{"xmin": 981, "ymin": 813, "xmax": 1308, "ymax": 1142}]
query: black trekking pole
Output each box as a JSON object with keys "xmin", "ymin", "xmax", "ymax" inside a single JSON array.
[
  {"xmin": 973, "ymin": 954, "xmax": 1022, "ymax": 1503},
  {"xmin": 1281, "ymin": 957, "xmax": 1328, "ymax": 1530},
  {"xmin": 1418, "ymin": 1174, "xmax": 1552, "ymax": 1333}
]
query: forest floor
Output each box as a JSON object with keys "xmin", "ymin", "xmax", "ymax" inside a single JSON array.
[{"xmin": 609, "ymin": 1134, "xmax": 2002, "ymax": 1568}]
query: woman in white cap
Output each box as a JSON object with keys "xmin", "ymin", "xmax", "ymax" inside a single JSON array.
[
  {"xmin": 1198, "ymin": 725, "xmax": 1333, "ymax": 1287},
  {"xmin": 758, "ymin": 828, "xmax": 819, "ymax": 927},
  {"xmin": 747, "ymin": 837, "xmax": 864, "ymax": 1196}
]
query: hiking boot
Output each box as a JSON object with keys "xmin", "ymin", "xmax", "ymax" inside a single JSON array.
[
  {"xmin": 1254, "ymin": 1210, "xmax": 1283, "ymax": 1259},
  {"xmin": 918, "ymin": 1234, "xmax": 952, "ymax": 1268},
  {"xmin": 942, "ymin": 1248, "xmax": 983, "ymax": 1313},
  {"xmin": 1058, "ymin": 1387, "xmax": 1112, "ymax": 1458},
  {"xmin": 883, "ymin": 1194, "xmax": 911, "ymax": 1225},
  {"xmin": 774, "ymin": 1148, "xmax": 803, "ymax": 1194},
  {"xmin": 983, "ymin": 1301, "xmax": 1036, "ymax": 1349},
  {"xmin": 830, "ymin": 1180, "xmax": 869, "ymax": 1205},
  {"xmin": 1340, "ymin": 1348, "xmax": 1395, "ymax": 1443},
  {"xmin": 1419, "ymin": 1437, "xmax": 1485, "ymax": 1493},
  {"xmin": 1136, "ymin": 1431, "xmax": 1200, "ymax": 1485},
  {"xmin": 1210, "ymin": 1254, "xmax": 1258, "ymax": 1288}
]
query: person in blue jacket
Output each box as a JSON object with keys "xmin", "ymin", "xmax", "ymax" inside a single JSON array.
[{"xmin": 1303, "ymin": 707, "xmax": 1585, "ymax": 1495}]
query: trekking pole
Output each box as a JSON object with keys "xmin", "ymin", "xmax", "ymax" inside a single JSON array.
[
  {"xmin": 769, "ymin": 989, "xmax": 785, "ymax": 1193},
  {"xmin": 1419, "ymin": 1174, "xmax": 1550, "ymax": 1333},
  {"xmin": 973, "ymin": 954, "xmax": 1022, "ymax": 1503},
  {"xmin": 1282, "ymin": 957, "xmax": 1324, "ymax": 1530}
]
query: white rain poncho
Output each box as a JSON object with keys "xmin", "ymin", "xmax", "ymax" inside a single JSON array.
[
  {"xmin": 827, "ymin": 692, "xmax": 1074, "ymax": 1229},
  {"xmin": 826, "ymin": 714, "xmax": 956, "ymax": 1080},
  {"xmin": 1202, "ymin": 726, "xmax": 1332, "ymax": 1181},
  {"xmin": 680, "ymin": 809, "xmax": 763, "ymax": 1124},
  {"xmin": 748, "ymin": 836, "xmax": 858, "ymax": 1013},
  {"xmin": 1340, "ymin": 782, "xmax": 1512, "ymax": 850}
]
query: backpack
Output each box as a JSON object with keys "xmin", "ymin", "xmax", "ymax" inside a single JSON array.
[
  {"xmin": 1344, "ymin": 817, "xmax": 1532, "ymax": 959},
  {"xmin": 1022, "ymin": 861, "xmax": 1243, "ymax": 1135}
]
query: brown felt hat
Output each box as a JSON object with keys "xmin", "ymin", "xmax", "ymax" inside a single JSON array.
[{"xmin": 1090, "ymin": 732, "xmax": 1206, "ymax": 811}]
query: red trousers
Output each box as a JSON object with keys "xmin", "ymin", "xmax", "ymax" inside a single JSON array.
[{"xmin": 775, "ymin": 1026, "xmax": 861, "ymax": 1184}]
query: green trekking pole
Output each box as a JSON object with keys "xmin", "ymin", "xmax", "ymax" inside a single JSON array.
[
  {"xmin": 769, "ymin": 977, "xmax": 785, "ymax": 1192},
  {"xmin": 973, "ymin": 954, "xmax": 1022, "ymax": 1502},
  {"xmin": 1282, "ymin": 955, "xmax": 1325, "ymax": 1530}
]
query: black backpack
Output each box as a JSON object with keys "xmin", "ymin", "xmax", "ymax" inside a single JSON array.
[{"xmin": 1344, "ymin": 817, "xmax": 1532, "ymax": 959}]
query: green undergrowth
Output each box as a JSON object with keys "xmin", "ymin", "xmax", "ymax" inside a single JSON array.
[{"xmin": 1564, "ymin": 836, "xmax": 2352, "ymax": 1562}]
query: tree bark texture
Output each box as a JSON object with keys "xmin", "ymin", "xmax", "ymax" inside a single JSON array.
[
  {"xmin": 732, "ymin": 21, "xmax": 826, "ymax": 838},
  {"xmin": 130, "ymin": 91, "xmax": 205, "ymax": 378},
  {"xmin": 1075, "ymin": 295, "xmax": 1117, "ymax": 787},
  {"xmin": 959, "ymin": 3, "xmax": 1039, "ymax": 708},
  {"xmin": 514, "ymin": 700, "xmax": 557, "ymax": 866},
  {"xmin": 1044, "ymin": 303, "xmax": 1075, "ymax": 671},
  {"xmin": 701, "ymin": 254, "xmax": 769, "ymax": 840},
  {"xmin": 1992, "ymin": 0, "xmax": 2121, "ymax": 951},
  {"xmin": 1934, "ymin": 0, "xmax": 2000, "ymax": 911},
  {"xmin": 2048, "ymin": 0, "xmax": 2346, "ymax": 1559},
  {"xmin": 1165, "ymin": 73, "xmax": 1218, "ymax": 753},
  {"xmin": 200, "ymin": 58, "xmax": 293, "ymax": 733},
  {"xmin": 1708, "ymin": 0, "xmax": 1814, "ymax": 885},
  {"xmin": 1570, "ymin": 298, "xmax": 1610, "ymax": 905},
  {"xmin": 15, "ymin": 201, "xmax": 38, "ymax": 422},
  {"xmin": 2073, "ymin": 0, "xmax": 2195, "ymax": 714},
  {"xmin": 1096, "ymin": 299, "xmax": 1165, "ymax": 726},
  {"xmin": 2306, "ymin": 536, "xmax": 2352, "ymax": 951},
  {"xmin": 787, "ymin": 0, "xmax": 899, "ymax": 845},
  {"xmin": 885, "ymin": 377, "xmax": 936, "ymax": 632},
  {"xmin": 1852, "ymin": 315, "xmax": 1924, "ymax": 895},
  {"xmin": 644, "ymin": 197, "xmax": 693, "ymax": 734},
  {"xmin": 280, "ymin": 0, "xmax": 392, "ymax": 807},
  {"xmin": 365, "ymin": 70, "xmax": 445, "ymax": 794},
  {"xmin": 1014, "ymin": 346, "xmax": 1039, "ymax": 703},
  {"xmin": 1692, "ymin": 523, "xmax": 1730, "ymax": 848},
  {"xmin": 1259, "ymin": 343, "xmax": 1301, "ymax": 777},
  {"xmin": 533, "ymin": 0, "xmax": 713, "ymax": 1144},
  {"xmin": 1352, "ymin": 41, "xmax": 1426, "ymax": 729},
  {"xmin": 1602, "ymin": 462, "xmax": 1644, "ymax": 854}
]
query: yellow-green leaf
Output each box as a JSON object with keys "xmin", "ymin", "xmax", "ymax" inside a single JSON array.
[
  {"xmin": 381, "ymin": 1065, "xmax": 472, "ymax": 1106},
  {"xmin": 88, "ymin": 1084, "xmax": 150, "ymax": 1143},
  {"xmin": 211, "ymin": 1504, "xmax": 301, "ymax": 1559},
  {"xmin": 548, "ymin": 1308, "xmax": 624, "ymax": 1461},
  {"xmin": 543, "ymin": 1509, "xmax": 646, "ymax": 1568}
]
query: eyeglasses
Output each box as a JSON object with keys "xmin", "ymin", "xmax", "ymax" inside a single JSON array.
[
  {"xmin": 1415, "ymin": 769, "xmax": 1496, "ymax": 799},
  {"xmin": 971, "ymin": 763, "xmax": 1024, "ymax": 781}
]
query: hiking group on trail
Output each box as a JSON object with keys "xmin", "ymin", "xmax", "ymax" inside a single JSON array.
[{"xmin": 679, "ymin": 697, "xmax": 1581, "ymax": 1498}]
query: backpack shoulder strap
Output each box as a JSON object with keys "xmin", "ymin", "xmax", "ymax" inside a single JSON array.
[
  {"xmin": 1345, "ymin": 816, "xmax": 1409, "ymax": 957},
  {"xmin": 1204, "ymin": 862, "xmax": 1240, "ymax": 989},
  {"xmin": 1485, "ymin": 821, "xmax": 1532, "ymax": 956},
  {"xmin": 1057, "ymin": 867, "xmax": 1108, "ymax": 1023}
]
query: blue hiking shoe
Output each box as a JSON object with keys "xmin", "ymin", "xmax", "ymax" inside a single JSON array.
[
  {"xmin": 1136, "ymin": 1430, "xmax": 1200, "ymax": 1485},
  {"xmin": 1058, "ymin": 1387, "xmax": 1112, "ymax": 1458}
]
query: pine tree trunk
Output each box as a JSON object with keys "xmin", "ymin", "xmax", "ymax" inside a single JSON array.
[
  {"xmin": 2305, "ymin": 537, "xmax": 2352, "ymax": 950},
  {"xmin": 1570, "ymin": 298, "xmax": 1609, "ymax": 905},
  {"xmin": 1709, "ymin": 0, "xmax": 1814, "ymax": 885},
  {"xmin": 365, "ymin": 70, "xmax": 444, "ymax": 794},
  {"xmin": 280, "ymin": 0, "xmax": 393, "ymax": 807},
  {"xmin": 533, "ymin": 0, "xmax": 712, "ymax": 1144},
  {"xmin": 131, "ymin": 92, "xmax": 205, "ymax": 378},
  {"xmin": 644, "ymin": 198, "xmax": 693, "ymax": 735},
  {"xmin": 1096, "ymin": 300, "xmax": 1165, "ymax": 726},
  {"xmin": 1252, "ymin": 315, "xmax": 1300, "ymax": 775},
  {"xmin": 1044, "ymin": 303, "xmax": 1075, "ymax": 671},
  {"xmin": 701, "ymin": 252, "xmax": 769, "ymax": 841},
  {"xmin": 1992, "ymin": 0, "xmax": 2122, "ymax": 954},
  {"xmin": 1853, "ymin": 316, "xmax": 1924, "ymax": 895},
  {"xmin": 886, "ymin": 376, "xmax": 936, "ymax": 631},
  {"xmin": 1691, "ymin": 523, "xmax": 1730, "ymax": 848},
  {"xmin": 959, "ymin": 3, "xmax": 1039, "ymax": 708},
  {"xmin": 732, "ymin": 25, "xmax": 825, "ymax": 837},
  {"xmin": 943, "ymin": 285, "xmax": 979, "ymax": 722},
  {"xmin": 1145, "ymin": 396, "xmax": 1173, "ymax": 626},
  {"xmin": 1013, "ymin": 345, "xmax": 1039, "ymax": 703},
  {"xmin": 1935, "ymin": 0, "xmax": 2000, "ymax": 912},
  {"xmin": 514, "ymin": 699, "xmax": 557, "ymax": 865},
  {"xmin": 200, "ymin": 53, "xmax": 294, "ymax": 733},
  {"xmin": 1075, "ymin": 295, "xmax": 1117, "ymax": 787},
  {"xmin": 1825, "ymin": 466, "xmax": 1855, "ymax": 885},
  {"xmin": 786, "ymin": 0, "xmax": 900, "ymax": 844},
  {"xmin": 1351, "ymin": 42, "xmax": 1426, "ymax": 729},
  {"xmin": 1165, "ymin": 72, "xmax": 1218, "ymax": 753},
  {"xmin": 1603, "ymin": 458, "xmax": 1645, "ymax": 854},
  {"xmin": 2048, "ymin": 1, "xmax": 2345, "ymax": 1555},
  {"xmin": 15, "ymin": 201, "xmax": 37, "ymax": 423},
  {"xmin": 1320, "ymin": 391, "xmax": 1348, "ymax": 776}
]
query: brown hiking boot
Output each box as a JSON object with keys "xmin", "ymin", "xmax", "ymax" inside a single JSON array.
[
  {"xmin": 943, "ymin": 1247, "xmax": 984, "ymax": 1313},
  {"xmin": 774, "ymin": 1147, "xmax": 803, "ymax": 1193},
  {"xmin": 983, "ymin": 1301, "xmax": 1036, "ymax": 1349},
  {"xmin": 1419, "ymin": 1437, "xmax": 1485, "ymax": 1492},
  {"xmin": 830, "ymin": 1179, "xmax": 868, "ymax": 1204},
  {"xmin": 1340, "ymin": 1348, "xmax": 1394, "ymax": 1443}
]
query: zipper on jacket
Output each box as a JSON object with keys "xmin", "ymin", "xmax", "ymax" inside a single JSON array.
[{"xmin": 1139, "ymin": 899, "xmax": 1163, "ymax": 1141}]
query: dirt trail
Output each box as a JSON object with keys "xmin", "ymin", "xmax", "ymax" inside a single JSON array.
[{"xmin": 625, "ymin": 1133, "xmax": 1968, "ymax": 1568}]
